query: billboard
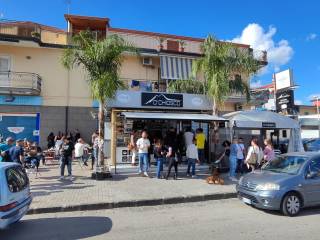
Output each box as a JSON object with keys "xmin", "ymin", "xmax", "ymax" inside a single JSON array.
[
  {"xmin": 0, "ymin": 113, "xmax": 40, "ymax": 143},
  {"xmin": 275, "ymin": 69, "xmax": 293, "ymax": 91},
  {"xmin": 276, "ymin": 89, "xmax": 295, "ymax": 114}
]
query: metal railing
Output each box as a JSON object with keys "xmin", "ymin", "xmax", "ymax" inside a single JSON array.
[{"xmin": 0, "ymin": 71, "xmax": 42, "ymax": 95}]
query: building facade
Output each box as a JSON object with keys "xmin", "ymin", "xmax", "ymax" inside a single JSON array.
[{"xmin": 0, "ymin": 15, "xmax": 267, "ymax": 158}]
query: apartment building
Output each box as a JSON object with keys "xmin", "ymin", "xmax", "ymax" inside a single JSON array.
[{"xmin": 0, "ymin": 15, "xmax": 267, "ymax": 159}]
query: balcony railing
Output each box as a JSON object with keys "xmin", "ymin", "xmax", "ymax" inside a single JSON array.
[{"xmin": 0, "ymin": 71, "xmax": 42, "ymax": 95}]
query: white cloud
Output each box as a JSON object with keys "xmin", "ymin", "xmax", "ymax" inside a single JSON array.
[
  {"xmin": 250, "ymin": 80, "xmax": 262, "ymax": 88},
  {"xmin": 294, "ymin": 100, "xmax": 303, "ymax": 105},
  {"xmin": 306, "ymin": 33, "xmax": 317, "ymax": 41},
  {"xmin": 308, "ymin": 94, "xmax": 320, "ymax": 101},
  {"xmin": 232, "ymin": 23, "xmax": 293, "ymax": 74}
]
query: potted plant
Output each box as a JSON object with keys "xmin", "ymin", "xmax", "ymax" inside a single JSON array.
[
  {"xmin": 179, "ymin": 40, "xmax": 186, "ymax": 52},
  {"xmin": 31, "ymin": 31, "xmax": 41, "ymax": 39},
  {"xmin": 158, "ymin": 37, "xmax": 166, "ymax": 50}
]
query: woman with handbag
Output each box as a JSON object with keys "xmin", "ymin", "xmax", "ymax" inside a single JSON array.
[{"xmin": 245, "ymin": 137, "xmax": 263, "ymax": 171}]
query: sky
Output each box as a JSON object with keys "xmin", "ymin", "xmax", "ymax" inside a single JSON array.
[{"xmin": 1, "ymin": 0, "xmax": 319, "ymax": 105}]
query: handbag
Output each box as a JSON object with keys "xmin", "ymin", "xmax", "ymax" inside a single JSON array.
[{"xmin": 247, "ymin": 147, "xmax": 258, "ymax": 165}]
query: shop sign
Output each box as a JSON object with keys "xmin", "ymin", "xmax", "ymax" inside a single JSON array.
[
  {"xmin": 276, "ymin": 89, "xmax": 294, "ymax": 114},
  {"xmin": 141, "ymin": 93, "xmax": 183, "ymax": 107},
  {"xmin": 262, "ymin": 122, "xmax": 276, "ymax": 128}
]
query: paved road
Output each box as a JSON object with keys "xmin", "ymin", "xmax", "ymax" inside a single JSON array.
[{"xmin": 1, "ymin": 199, "xmax": 320, "ymax": 240}]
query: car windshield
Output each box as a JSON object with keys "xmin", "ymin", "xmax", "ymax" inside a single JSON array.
[{"xmin": 262, "ymin": 155, "xmax": 309, "ymax": 175}]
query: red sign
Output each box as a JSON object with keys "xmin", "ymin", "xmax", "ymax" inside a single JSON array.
[{"xmin": 312, "ymin": 99, "xmax": 320, "ymax": 107}]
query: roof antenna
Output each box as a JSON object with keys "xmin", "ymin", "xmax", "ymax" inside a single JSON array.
[{"xmin": 65, "ymin": 0, "xmax": 71, "ymax": 15}]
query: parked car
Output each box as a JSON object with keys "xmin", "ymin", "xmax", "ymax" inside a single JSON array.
[
  {"xmin": 303, "ymin": 138, "xmax": 320, "ymax": 152},
  {"xmin": 237, "ymin": 152, "xmax": 320, "ymax": 216},
  {"xmin": 0, "ymin": 162, "xmax": 32, "ymax": 229}
]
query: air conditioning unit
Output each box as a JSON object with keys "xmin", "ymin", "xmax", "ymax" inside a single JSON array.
[{"xmin": 142, "ymin": 57, "xmax": 153, "ymax": 66}]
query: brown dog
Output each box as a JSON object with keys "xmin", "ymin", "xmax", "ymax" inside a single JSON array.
[{"xmin": 206, "ymin": 168, "xmax": 224, "ymax": 185}]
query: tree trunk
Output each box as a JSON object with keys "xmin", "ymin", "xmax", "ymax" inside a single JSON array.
[
  {"xmin": 98, "ymin": 101, "xmax": 105, "ymax": 167},
  {"xmin": 212, "ymin": 99, "xmax": 219, "ymax": 162}
]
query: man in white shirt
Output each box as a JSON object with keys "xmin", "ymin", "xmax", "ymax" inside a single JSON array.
[
  {"xmin": 74, "ymin": 138, "xmax": 88, "ymax": 166},
  {"xmin": 184, "ymin": 127, "xmax": 194, "ymax": 147},
  {"xmin": 186, "ymin": 138, "xmax": 199, "ymax": 177},
  {"xmin": 136, "ymin": 130, "xmax": 151, "ymax": 177}
]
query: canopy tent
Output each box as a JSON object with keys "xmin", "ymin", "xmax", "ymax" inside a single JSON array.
[
  {"xmin": 223, "ymin": 110, "xmax": 304, "ymax": 152},
  {"xmin": 122, "ymin": 112, "xmax": 227, "ymax": 122}
]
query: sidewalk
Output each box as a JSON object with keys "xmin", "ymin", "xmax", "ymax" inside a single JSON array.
[{"xmin": 28, "ymin": 161, "xmax": 237, "ymax": 214}]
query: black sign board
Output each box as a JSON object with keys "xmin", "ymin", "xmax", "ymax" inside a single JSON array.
[
  {"xmin": 141, "ymin": 92, "xmax": 183, "ymax": 108},
  {"xmin": 262, "ymin": 122, "xmax": 276, "ymax": 128},
  {"xmin": 276, "ymin": 89, "xmax": 294, "ymax": 114}
]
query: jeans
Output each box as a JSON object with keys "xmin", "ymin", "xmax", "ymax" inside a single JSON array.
[
  {"xmin": 229, "ymin": 155, "xmax": 237, "ymax": 178},
  {"xmin": 187, "ymin": 158, "xmax": 196, "ymax": 176},
  {"xmin": 166, "ymin": 157, "xmax": 178, "ymax": 178},
  {"xmin": 156, "ymin": 158, "xmax": 164, "ymax": 178},
  {"xmin": 236, "ymin": 158, "xmax": 245, "ymax": 174},
  {"xmin": 60, "ymin": 156, "xmax": 72, "ymax": 176},
  {"xmin": 198, "ymin": 149, "xmax": 205, "ymax": 164},
  {"xmin": 138, "ymin": 153, "xmax": 149, "ymax": 173}
]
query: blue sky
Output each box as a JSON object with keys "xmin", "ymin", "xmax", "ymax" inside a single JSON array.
[{"xmin": 1, "ymin": 0, "xmax": 319, "ymax": 105}]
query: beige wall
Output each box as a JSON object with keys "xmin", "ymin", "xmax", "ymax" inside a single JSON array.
[
  {"xmin": 41, "ymin": 30, "xmax": 67, "ymax": 45},
  {"xmin": 0, "ymin": 44, "xmax": 92, "ymax": 107}
]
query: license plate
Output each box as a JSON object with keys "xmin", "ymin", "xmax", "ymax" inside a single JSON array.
[{"xmin": 242, "ymin": 197, "xmax": 252, "ymax": 205}]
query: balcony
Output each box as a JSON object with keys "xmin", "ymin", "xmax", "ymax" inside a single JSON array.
[
  {"xmin": 0, "ymin": 71, "xmax": 42, "ymax": 95},
  {"xmin": 0, "ymin": 20, "xmax": 67, "ymax": 45}
]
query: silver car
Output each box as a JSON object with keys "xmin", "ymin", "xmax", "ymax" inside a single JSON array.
[{"xmin": 237, "ymin": 152, "xmax": 320, "ymax": 216}]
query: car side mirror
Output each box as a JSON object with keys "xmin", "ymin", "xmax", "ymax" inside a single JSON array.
[{"xmin": 307, "ymin": 171, "xmax": 318, "ymax": 179}]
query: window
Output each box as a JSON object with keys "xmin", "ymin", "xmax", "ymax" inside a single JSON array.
[
  {"xmin": 307, "ymin": 158, "xmax": 320, "ymax": 178},
  {"xmin": 6, "ymin": 166, "xmax": 29, "ymax": 193},
  {"xmin": 0, "ymin": 56, "xmax": 11, "ymax": 72}
]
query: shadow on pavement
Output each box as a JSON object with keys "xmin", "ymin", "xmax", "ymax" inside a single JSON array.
[{"xmin": 0, "ymin": 216, "xmax": 112, "ymax": 240}]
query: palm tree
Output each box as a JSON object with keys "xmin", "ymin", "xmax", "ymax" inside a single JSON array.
[
  {"xmin": 62, "ymin": 31, "xmax": 135, "ymax": 176},
  {"xmin": 193, "ymin": 35, "xmax": 261, "ymax": 115}
]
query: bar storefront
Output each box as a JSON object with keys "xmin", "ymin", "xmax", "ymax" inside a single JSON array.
[{"xmin": 106, "ymin": 90, "xmax": 226, "ymax": 166}]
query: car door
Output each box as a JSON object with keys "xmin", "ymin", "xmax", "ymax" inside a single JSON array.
[{"xmin": 302, "ymin": 157, "xmax": 320, "ymax": 206}]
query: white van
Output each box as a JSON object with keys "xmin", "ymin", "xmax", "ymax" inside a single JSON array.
[{"xmin": 0, "ymin": 162, "xmax": 32, "ymax": 229}]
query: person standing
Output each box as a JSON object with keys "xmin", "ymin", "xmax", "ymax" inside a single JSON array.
[
  {"xmin": 74, "ymin": 129, "xmax": 81, "ymax": 143},
  {"xmin": 184, "ymin": 127, "xmax": 194, "ymax": 147},
  {"xmin": 136, "ymin": 130, "xmax": 150, "ymax": 177},
  {"xmin": 195, "ymin": 128, "xmax": 206, "ymax": 164},
  {"xmin": 130, "ymin": 130, "xmax": 138, "ymax": 166},
  {"xmin": 229, "ymin": 138, "xmax": 238, "ymax": 181},
  {"xmin": 8, "ymin": 139, "xmax": 25, "ymax": 165},
  {"xmin": 263, "ymin": 138, "xmax": 275, "ymax": 163},
  {"xmin": 245, "ymin": 137, "xmax": 263, "ymax": 171},
  {"xmin": 47, "ymin": 132, "xmax": 55, "ymax": 149},
  {"xmin": 91, "ymin": 130, "xmax": 99, "ymax": 170},
  {"xmin": 154, "ymin": 139, "xmax": 166, "ymax": 179},
  {"xmin": 59, "ymin": 137, "xmax": 74, "ymax": 180},
  {"xmin": 74, "ymin": 138, "xmax": 88, "ymax": 166},
  {"xmin": 165, "ymin": 138, "xmax": 178, "ymax": 180},
  {"xmin": 0, "ymin": 137, "xmax": 14, "ymax": 162},
  {"xmin": 186, "ymin": 138, "xmax": 199, "ymax": 178},
  {"xmin": 236, "ymin": 137, "xmax": 246, "ymax": 175}
]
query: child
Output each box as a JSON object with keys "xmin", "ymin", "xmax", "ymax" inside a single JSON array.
[{"xmin": 186, "ymin": 138, "xmax": 199, "ymax": 178}]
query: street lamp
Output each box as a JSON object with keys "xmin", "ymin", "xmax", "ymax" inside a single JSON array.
[{"xmin": 312, "ymin": 96, "xmax": 320, "ymax": 138}]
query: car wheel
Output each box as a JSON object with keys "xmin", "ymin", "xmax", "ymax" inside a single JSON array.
[{"xmin": 281, "ymin": 193, "xmax": 301, "ymax": 216}]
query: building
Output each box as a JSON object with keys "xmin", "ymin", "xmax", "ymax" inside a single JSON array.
[{"xmin": 0, "ymin": 15, "xmax": 267, "ymax": 164}]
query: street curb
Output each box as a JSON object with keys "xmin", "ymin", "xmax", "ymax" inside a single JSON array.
[{"xmin": 27, "ymin": 192, "xmax": 237, "ymax": 215}]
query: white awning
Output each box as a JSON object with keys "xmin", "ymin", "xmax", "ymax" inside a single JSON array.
[
  {"xmin": 223, "ymin": 110, "xmax": 300, "ymax": 129},
  {"xmin": 122, "ymin": 112, "xmax": 227, "ymax": 121},
  {"xmin": 160, "ymin": 55, "xmax": 193, "ymax": 80}
]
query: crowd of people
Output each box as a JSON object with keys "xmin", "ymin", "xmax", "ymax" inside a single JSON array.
[
  {"xmin": 47, "ymin": 130, "xmax": 103, "ymax": 180},
  {"xmin": 129, "ymin": 128, "xmax": 276, "ymax": 181},
  {"xmin": 223, "ymin": 136, "xmax": 276, "ymax": 182},
  {"xmin": 129, "ymin": 127, "xmax": 208, "ymax": 179},
  {"xmin": 0, "ymin": 137, "xmax": 43, "ymax": 171}
]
